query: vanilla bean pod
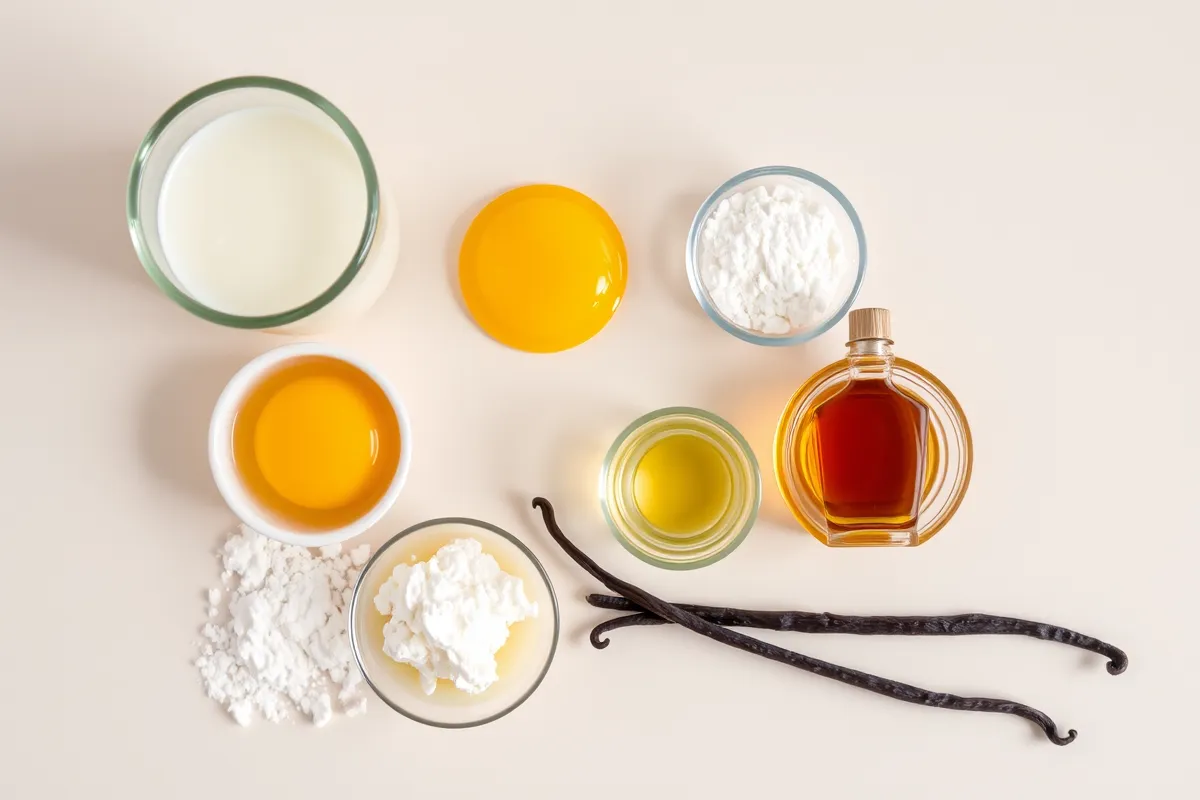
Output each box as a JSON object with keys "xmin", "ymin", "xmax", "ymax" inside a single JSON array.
[
  {"xmin": 532, "ymin": 497, "xmax": 1076, "ymax": 745},
  {"xmin": 586, "ymin": 594, "xmax": 1127, "ymax": 674}
]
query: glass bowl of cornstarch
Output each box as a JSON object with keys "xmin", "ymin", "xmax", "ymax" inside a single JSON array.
[{"xmin": 686, "ymin": 165, "xmax": 866, "ymax": 346}]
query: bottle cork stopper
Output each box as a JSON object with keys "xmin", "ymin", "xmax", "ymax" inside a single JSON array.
[{"xmin": 848, "ymin": 308, "xmax": 892, "ymax": 342}]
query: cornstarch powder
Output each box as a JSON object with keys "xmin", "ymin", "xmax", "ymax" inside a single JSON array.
[
  {"xmin": 196, "ymin": 526, "xmax": 371, "ymax": 726},
  {"xmin": 699, "ymin": 184, "xmax": 848, "ymax": 334}
]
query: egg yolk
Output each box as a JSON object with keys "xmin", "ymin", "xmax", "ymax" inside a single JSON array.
[
  {"xmin": 233, "ymin": 357, "xmax": 401, "ymax": 530},
  {"xmin": 458, "ymin": 184, "xmax": 627, "ymax": 353},
  {"xmin": 254, "ymin": 376, "xmax": 377, "ymax": 510}
]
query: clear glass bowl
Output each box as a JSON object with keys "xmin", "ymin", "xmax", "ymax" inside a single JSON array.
[
  {"xmin": 126, "ymin": 76, "xmax": 398, "ymax": 333},
  {"xmin": 600, "ymin": 407, "xmax": 761, "ymax": 569},
  {"xmin": 773, "ymin": 359, "xmax": 973, "ymax": 545},
  {"xmin": 686, "ymin": 165, "xmax": 867, "ymax": 346},
  {"xmin": 349, "ymin": 517, "xmax": 559, "ymax": 728}
]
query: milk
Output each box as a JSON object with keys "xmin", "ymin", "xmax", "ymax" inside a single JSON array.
[{"xmin": 158, "ymin": 106, "xmax": 369, "ymax": 317}]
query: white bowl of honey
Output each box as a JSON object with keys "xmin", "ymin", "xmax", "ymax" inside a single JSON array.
[{"xmin": 208, "ymin": 342, "xmax": 411, "ymax": 546}]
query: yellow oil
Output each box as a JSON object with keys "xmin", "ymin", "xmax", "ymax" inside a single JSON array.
[
  {"xmin": 359, "ymin": 529, "xmax": 538, "ymax": 703},
  {"xmin": 458, "ymin": 184, "xmax": 627, "ymax": 353},
  {"xmin": 632, "ymin": 432, "xmax": 732, "ymax": 536}
]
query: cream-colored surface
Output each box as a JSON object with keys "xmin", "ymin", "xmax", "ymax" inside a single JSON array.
[{"xmin": 1, "ymin": 1, "xmax": 1196, "ymax": 796}]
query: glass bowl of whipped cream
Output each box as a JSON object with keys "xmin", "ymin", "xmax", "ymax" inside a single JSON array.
[
  {"xmin": 349, "ymin": 517, "xmax": 559, "ymax": 728},
  {"xmin": 686, "ymin": 165, "xmax": 867, "ymax": 346}
]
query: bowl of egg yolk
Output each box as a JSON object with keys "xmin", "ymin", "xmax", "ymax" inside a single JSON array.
[{"xmin": 208, "ymin": 342, "xmax": 411, "ymax": 546}]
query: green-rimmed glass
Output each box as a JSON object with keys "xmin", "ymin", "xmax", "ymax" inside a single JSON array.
[
  {"xmin": 600, "ymin": 407, "xmax": 761, "ymax": 570},
  {"xmin": 126, "ymin": 76, "xmax": 380, "ymax": 329}
]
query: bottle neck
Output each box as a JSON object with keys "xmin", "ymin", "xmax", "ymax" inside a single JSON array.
[{"xmin": 846, "ymin": 338, "xmax": 895, "ymax": 379}]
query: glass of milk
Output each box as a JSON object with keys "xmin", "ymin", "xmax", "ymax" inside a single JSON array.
[{"xmin": 127, "ymin": 76, "xmax": 399, "ymax": 333}]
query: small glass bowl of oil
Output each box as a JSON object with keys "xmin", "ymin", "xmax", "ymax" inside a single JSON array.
[
  {"xmin": 601, "ymin": 407, "xmax": 761, "ymax": 570},
  {"xmin": 774, "ymin": 359, "xmax": 973, "ymax": 546},
  {"xmin": 349, "ymin": 517, "xmax": 560, "ymax": 728}
]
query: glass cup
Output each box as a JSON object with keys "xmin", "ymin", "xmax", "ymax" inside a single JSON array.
[
  {"xmin": 686, "ymin": 165, "xmax": 867, "ymax": 346},
  {"xmin": 600, "ymin": 407, "xmax": 761, "ymax": 569},
  {"xmin": 126, "ymin": 76, "xmax": 399, "ymax": 333},
  {"xmin": 349, "ymin": 518, "xmax": 560, "ymax": 728}
]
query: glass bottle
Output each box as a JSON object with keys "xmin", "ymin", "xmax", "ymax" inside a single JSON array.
[
  {"xmin": 808, "ymin": 309, "xmax": 928, "ymax": 545},
  {"xmin": 776, "ymin": 308, "xmax": 973, "ymax": 547}
]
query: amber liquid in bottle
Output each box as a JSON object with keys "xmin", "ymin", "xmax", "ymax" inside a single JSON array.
[{"xmin": 812, "ymin": 310, "xmax": 929, "ymax": 546}]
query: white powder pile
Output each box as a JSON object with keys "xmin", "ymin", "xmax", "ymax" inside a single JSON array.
[
  {"xmin": 374, "ymin": 538, "xmax": 538, "ymax": 695},
  {"xmin": 699, "ymin": 184, "xmax": 848, "ymax": 334},
  {"xmin": 196, "ymin": 526, "xmax": 371, "ymax": 726}
]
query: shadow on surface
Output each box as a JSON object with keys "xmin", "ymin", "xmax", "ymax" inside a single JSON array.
[
  {"xmin": 443, "ymin": 188, "xmax": 512, "ymax": 326},
  {"xmin": 137, "ymin": 350, "xmax": 259, "ymax": 508},
  {"xmin": 652, "ymin": 190, "xmax": 710, "ymax": 316},
  {"xmin": 0, "ymin": 147, "xmax": 150, "ymax": 289},
  {"xmin": 705, "ymin": 344, "xmax": 830, "ymax": 530}
]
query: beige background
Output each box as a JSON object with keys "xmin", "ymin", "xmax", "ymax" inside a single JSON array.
[{"xmin": 2, "ymin": 1, "xmax": 1197, "ymax": 796}]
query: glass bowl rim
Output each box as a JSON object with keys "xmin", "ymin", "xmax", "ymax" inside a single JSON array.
[
  {"xmin": 685, "ymin": 165, "xmax": 868, "ymax": 347},
  {"xmin": 348, "ymin": 516, "xmax": 561, "ymax": 728},
  {"xmin": 126, "ymin": 75, "xmax": 380, "ymax": 329},
  {"xmin": 600, "ymin": 406, "xmax": 762, "ymax": 570}
]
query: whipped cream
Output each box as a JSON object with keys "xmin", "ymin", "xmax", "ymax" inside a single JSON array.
[{"xmin": 374, "ymin": 537, "xmax": 538, "ymax": 695}]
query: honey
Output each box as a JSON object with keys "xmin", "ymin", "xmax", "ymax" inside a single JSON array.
[{"xmin": 232, "ymin": 356, "xmax": 401, "ymax": 531}]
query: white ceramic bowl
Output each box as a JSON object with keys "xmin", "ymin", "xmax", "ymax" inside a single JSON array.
[{"xmin": 208, "ymin": 342, "xmax": 411, "ymax": 546}]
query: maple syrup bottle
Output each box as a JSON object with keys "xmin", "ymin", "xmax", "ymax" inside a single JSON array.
[{"xmin": 811, "ymin": 308, "xmax": 929, "ymax": 546}]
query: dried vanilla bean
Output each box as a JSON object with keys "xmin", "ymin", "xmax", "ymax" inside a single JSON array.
[
  {"xmin": 532, "ymin": 497, "xmax": 1077, "ymax": 745},
  {"xmin": 586, "ymin": 594, "xmax": 1127, "ymax": 674}
]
